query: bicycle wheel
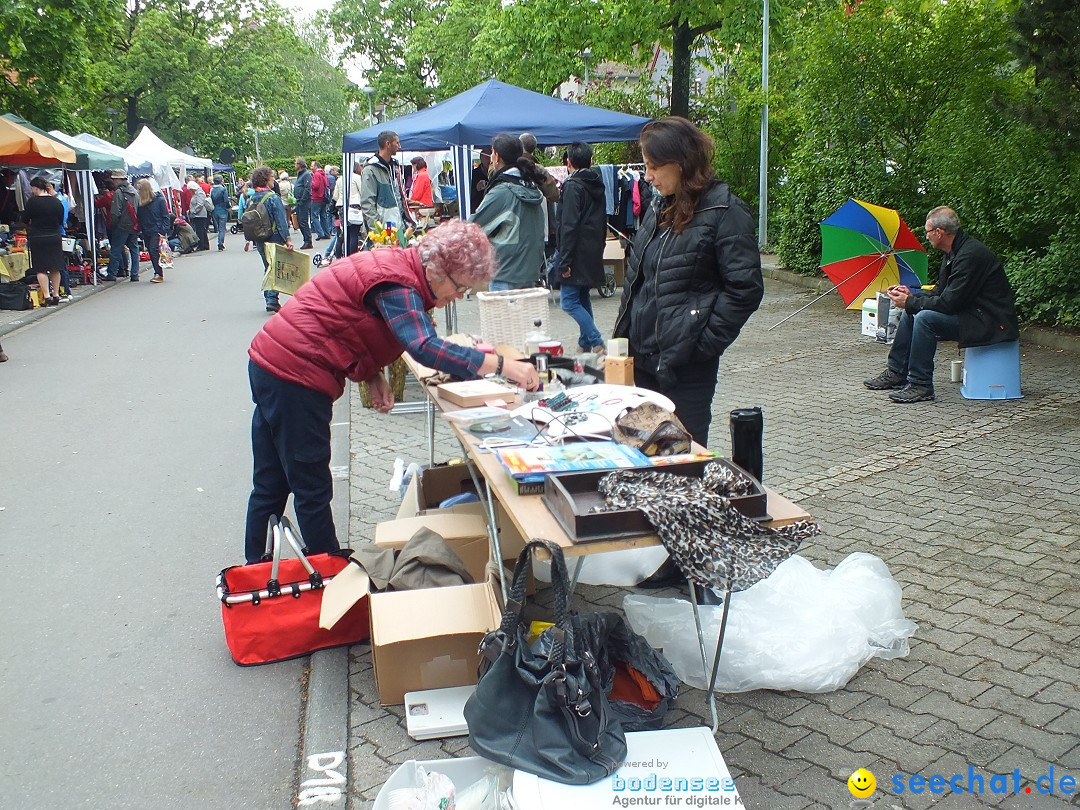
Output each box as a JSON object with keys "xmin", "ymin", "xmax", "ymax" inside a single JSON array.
[{"xmin": 597, "ymin": 272, "xmax": 617, "ymax": 298}]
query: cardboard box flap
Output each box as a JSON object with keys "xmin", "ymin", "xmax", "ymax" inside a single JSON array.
[
  {"xmin": 372, "ymin": 583, "xmax": 501, "ymax": 646},
  {"xmin": 375, "ymin": 513, "xmax": 487, "ymax": 548},
  {"xmin": 319, "ymin": 561, "xmax": 371, "ymax": 629}
]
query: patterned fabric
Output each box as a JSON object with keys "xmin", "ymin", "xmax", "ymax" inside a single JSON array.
[
  {"xmin": 371, "ymin": 284, "xmax": 483, "ymax": 379},
  {"xmin": 597, "ymin": 462, "xmax": 819, "ymax": 591}
]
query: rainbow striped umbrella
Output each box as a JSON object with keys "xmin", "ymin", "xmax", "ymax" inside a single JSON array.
[{"xmin": 820, "ymin": 199, "xmax": 928, "ymax": 310}]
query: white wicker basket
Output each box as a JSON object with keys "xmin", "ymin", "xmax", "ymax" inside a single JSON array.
[{"xmin": 476, "ymin": 287, "xmax": 550, "ymax": 352}]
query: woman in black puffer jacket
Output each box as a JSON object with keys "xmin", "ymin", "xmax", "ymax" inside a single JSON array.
[{"xmin": 612, "ymin": 117, "xmax": 764, "ymax": 446}]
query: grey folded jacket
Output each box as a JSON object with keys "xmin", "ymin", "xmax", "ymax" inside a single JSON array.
[{"xmin": 350, "ymin": 527, "xmax": 474, "ymax": 592}]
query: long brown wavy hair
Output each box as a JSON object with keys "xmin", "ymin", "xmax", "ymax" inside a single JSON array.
[{"xmin": 640, "ymin": 117, "xmax": 716, "ymax": 235}]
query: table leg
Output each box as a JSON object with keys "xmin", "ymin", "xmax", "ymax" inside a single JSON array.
[
  {"xmin": 688, "ymin": 578, "xmax": 735, "ymax": 734},
  {"xmin": 425, "ymin": 396, "xmax": 435, "ymax": 466},
  {"xmin": 568, "ymin": 557, "xmax": 585, "ymax": 594},
  {"xmin": 462, "ymin": 455, "xmax": 509, "ymax": 603}
]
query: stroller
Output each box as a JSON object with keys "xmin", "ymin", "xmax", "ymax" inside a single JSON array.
[{"xmin": 312, "ymin": 209, "xmax": 342, "ymax": 267}]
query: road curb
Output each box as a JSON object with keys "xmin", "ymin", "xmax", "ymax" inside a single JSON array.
[{"xmin": 298, "ymin": 647, "xmax": 350, "ymax": 806}]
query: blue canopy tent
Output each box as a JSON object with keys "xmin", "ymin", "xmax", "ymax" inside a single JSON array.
[{"xmin": 341, "ymin": 79, "xmax": 651, "ymax": 225}]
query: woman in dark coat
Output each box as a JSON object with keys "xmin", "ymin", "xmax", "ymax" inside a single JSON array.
[
  {"xmin": 136, "ymin": 179, "xmax": 170, "ymax": 282},
  {"xmin": 23, "ymin": 177, "xmax": 65, "ymax": 306},
  {"xmin": 612, "ymin": 117, "xmax": 765, "ymax": 446}
]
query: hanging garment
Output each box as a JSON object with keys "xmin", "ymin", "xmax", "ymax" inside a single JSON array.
[{"xmin": 597, "ymin": 463, "xmax": 819, "ymax": 591}]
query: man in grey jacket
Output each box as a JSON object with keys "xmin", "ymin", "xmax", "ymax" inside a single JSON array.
[{"xmin": 360, "ymin": 131, "xmax": 413, "ymax": 244}]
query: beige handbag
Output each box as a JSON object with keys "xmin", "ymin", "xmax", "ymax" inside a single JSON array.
[{"xmin": 613, "ymin": 402, "xmax": 692, "ymax": 456}]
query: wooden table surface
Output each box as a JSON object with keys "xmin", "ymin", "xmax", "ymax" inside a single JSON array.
[{"xmin": 401, "ymin": 352, "xmax": 810, "ymax": 558}]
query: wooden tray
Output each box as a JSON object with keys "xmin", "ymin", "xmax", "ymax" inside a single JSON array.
[{"xmin": 542, "ymin": 459, "xmax": 769, "ymax": 542}]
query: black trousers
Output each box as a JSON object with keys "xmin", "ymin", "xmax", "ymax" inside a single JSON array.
[
  {"xmin": 633, "ymin": 355, "xmax": 721, "ymax": 447},
  {"xmin": 191, "ymin": 216, "xmax": 210, "ymax": 251},
  {"xmin": 243, "ymin": 360, "xmax": 339, "ymax": 563}
]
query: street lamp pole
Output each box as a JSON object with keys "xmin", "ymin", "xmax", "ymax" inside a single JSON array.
[
  {"xmin": 363, "ymin": 87, "xmax": 376, "ymax": 125},
  {"xmin": 757, "ymin": 0, "xmax": 770, "ymax": 248},
  {"xmin": 583, "ymin": 48, "xmax": 591, "ymax": 93}
]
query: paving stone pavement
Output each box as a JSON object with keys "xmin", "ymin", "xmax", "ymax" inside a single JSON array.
[{"xmin": 346, "ymin": 267, "xmax": 1079, "ymax": 809}]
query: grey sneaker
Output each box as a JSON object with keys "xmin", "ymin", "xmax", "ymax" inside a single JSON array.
[
  {"xmin": 889, "ymin": 383, "xmax": 935, "ymax": 403},
  {"xmin": 864, "ymin": 369, "xmax": 906, "ymax": 390}
]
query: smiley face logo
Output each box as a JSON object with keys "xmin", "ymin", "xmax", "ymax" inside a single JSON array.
[{"xmin": 848, "ymin": 768, "xmax": 876, "ymax": 798}]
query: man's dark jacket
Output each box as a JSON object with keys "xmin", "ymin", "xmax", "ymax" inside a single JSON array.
[
  {"xmin": 293, "ymin": 168, "xmax": 312, "ymax": 204},
  {"xmin": 613, "ymin": 180, "xmax": 763, "ymax": 388},
  {"xmin": 554, "ymin": 168, "xmax": 606, "ymax": 288},
  {"xmin": 905, "ymin": 229, "xmax": 1019, "ymax": 348}
]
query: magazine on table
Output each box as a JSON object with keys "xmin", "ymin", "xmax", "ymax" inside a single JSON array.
[{"xmin": 495, "ymin": 441, "xmax": 650, "ymax": 483}]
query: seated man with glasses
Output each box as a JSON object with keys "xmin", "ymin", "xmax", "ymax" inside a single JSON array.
[{"xmin": 864, "ymin": 206, "xmax": 1019, "ymax": 403}]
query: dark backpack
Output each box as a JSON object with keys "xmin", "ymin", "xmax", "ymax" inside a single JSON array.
[{"xmin": 241, "ymin": 192, "xmax": 275, "ymax": 242}]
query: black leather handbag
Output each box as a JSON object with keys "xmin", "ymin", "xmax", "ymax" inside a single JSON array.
[
  {"xmin": 464, "ymin": 539, "xmax": 627, "ymax": 785},
  {"xmin": 0, "ymin": 282, "xmax": 32, "ymax": 311}
]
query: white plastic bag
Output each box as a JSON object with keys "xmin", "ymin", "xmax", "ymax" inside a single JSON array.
[{"xmin": 623, "ymin": 553, "xmax": 918, "ymax": 693}]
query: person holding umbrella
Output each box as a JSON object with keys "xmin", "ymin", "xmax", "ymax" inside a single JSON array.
[{"xmin": 864, "ymin": 206, "xmax": 1019, "ymax": 403}]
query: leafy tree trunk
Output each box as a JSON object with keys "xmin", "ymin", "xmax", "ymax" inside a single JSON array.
[{"xmin": 671, "ymin": 20, "xmax": 694, "ymax": 117}]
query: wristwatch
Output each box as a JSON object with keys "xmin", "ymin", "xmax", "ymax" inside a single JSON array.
[{"xmin": 495, "ymin": 354, "xmax": 504, "ymax": 376}]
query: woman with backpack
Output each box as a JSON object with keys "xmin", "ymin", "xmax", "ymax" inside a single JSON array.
[
  {"xmin": 245, "ymin": 165, "xmax": 293, "ymax": 313},
  {"xmin": 186, "ymin": 180, "xmax": 211, "ymax": 251}
]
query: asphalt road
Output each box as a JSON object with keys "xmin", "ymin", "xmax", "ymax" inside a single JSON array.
[{"xmin": 0, "ymin": 235, "xmax": 347, "ymax": 808}]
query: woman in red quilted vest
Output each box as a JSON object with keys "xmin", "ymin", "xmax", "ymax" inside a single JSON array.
[{"xmin": 243, "ymin": 219, "xmax": 540, "ymax": 563}]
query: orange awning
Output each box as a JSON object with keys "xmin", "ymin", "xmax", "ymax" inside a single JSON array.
[{"xmin": 0, "ymin": 114, "xmax": 78, "ymax": 166}]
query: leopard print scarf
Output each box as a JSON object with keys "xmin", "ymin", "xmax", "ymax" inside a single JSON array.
[{"xmin": 597, "ymin": 462, "xmax": 819, "ymax": 591}]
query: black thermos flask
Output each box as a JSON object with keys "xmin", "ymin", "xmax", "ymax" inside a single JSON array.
[{"xmin": 729, "ymin": 407, "xmax": 764, "ymax": 482}]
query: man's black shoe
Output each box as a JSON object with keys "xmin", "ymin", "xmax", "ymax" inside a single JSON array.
[
  {"xmin": 265, "ymin": 302, "xmax": 281, "ymax": 313},
  {"xmin": 117, "ymin": 270, "xmax": 129, "ymax": 278},
  {"xmin": 889, "ymin": 383, "xmax": 935, "ymax": 403},
  {"xmin": 300, "ymin": 242, "xmax": 313, "ymax": 250},
  {"xmin": 864, "ymin": 369, "xmax": 906, "ymax": 390}
]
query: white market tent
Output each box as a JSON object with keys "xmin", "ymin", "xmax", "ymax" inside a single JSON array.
[
  {"xmin": 126, "ymin": 126, "xmax": 212, "ymax": 181},
  {"xmin": 69, "ymin": 132, "xmax": 182, "ymax": 192}
]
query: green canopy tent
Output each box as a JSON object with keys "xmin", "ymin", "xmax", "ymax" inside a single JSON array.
[{"xmin": 2, "ymin": 114, "xmax": 127, "ymax": 281}]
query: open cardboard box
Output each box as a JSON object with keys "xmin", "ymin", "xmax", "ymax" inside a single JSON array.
[
  {"xmin": 374, "ymin": 512, "xmax": 490, "ymax": 584},
  {"xmin": 371, "ymin": 576, "xmax": 502, "ymax": 705},
  {"xmin": 397, "ymin": 463, "xmax": 479, "ymax": 519}
]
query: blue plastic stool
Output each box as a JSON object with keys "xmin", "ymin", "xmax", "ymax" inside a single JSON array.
[{"xmin": 961, "ymin": 340, "xmax": 1022, "ymax": 400}]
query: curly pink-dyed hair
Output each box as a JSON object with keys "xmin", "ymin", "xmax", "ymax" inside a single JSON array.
[{"xmin": 418, "ymin": 219, "xmax": 496, "ymax": 287}]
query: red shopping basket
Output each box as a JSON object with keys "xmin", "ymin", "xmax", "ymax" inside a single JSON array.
[{"xmin": 217, "ymin": 517, "xmax": 369, "ymax": 666}]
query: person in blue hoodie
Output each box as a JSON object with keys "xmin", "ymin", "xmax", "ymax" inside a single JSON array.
[{"xmin": 470, "ymin": 133, "xmax": 546, "ymax": 290}]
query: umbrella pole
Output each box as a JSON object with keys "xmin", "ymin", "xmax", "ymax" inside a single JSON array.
[
  {"xmin": 767, "ymin": 283, "xmax": 843, "ymax": 330},
  {"xmin": 768, "ymin": 253, "xmax": 887, "ymax": 330}
]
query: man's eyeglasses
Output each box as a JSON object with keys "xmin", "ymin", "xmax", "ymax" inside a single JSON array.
[
  {"xmin": 924, "ymin": 225, "xmax": 940, "ymax": 235},
  {"xmin": 445, "ymin": 271, "xmax": 469, "ymax": 294}
]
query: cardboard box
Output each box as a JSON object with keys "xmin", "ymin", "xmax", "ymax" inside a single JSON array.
[
  {"xmin": 436, "ymin": 380, "xmax": 521, "ymax": 408},
  {"xmin": 603, "ymin": 239, "xmax": 626, "ymax": 288},
  {"xmin": 371, "ymin": 579, "xmax": 502, "ymax": 705},
  {"xmin": 604, "ymin": 355, "xmax": 635, "ymax": 386},
  {"xmin": 861, "ymin": 298, "xmax": 877, "ymax": 337},
  {"xmin": 374, "ymin": 512, "xmax": 490, "ymax": 583},
  {"xmin": 398, "ymin": 463, "xmax": 478, "ymax": 518}
]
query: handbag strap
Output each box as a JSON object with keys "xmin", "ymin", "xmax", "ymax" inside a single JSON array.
[{"xmin": 500, "ymin": 539, "xmax": 574, "ymax": 660}]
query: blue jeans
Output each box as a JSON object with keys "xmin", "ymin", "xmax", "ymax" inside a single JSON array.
[
  {"xmin": 295, "ymin": 201, "xmax": 312, "ymax": 244},
  {"xmin": 888, "ymin": 309, "xmax": 960, "ymax": 386},
  {"xmin": 559, "ymin": 283, "xmax": 602, "ymax": 350},
  {"xmin": 254, "ymin": 239, "xmax": 281, "ymax": 306},
  {"xmin": 311, "ymin": 201, "xmax": 328, "ymax": 238},
  {"xmin": 212, "ymin": 210, "xmax": 228, "ymax": 247},
  {"xmin": 244, "ymin": 360, "xmax": 338, "ymax": 562},
  {"xmin": 488, "ymin": 280, "xmax": 513, "ymax": 291},
  {"xmin": 107, "ymin": 229, "xmax": 140, "ymax": 279}
]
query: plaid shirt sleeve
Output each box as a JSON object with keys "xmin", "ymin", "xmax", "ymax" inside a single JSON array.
[{"xmin": 370, "ymin": 284, "xmax": 485, "ymax": 378}]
